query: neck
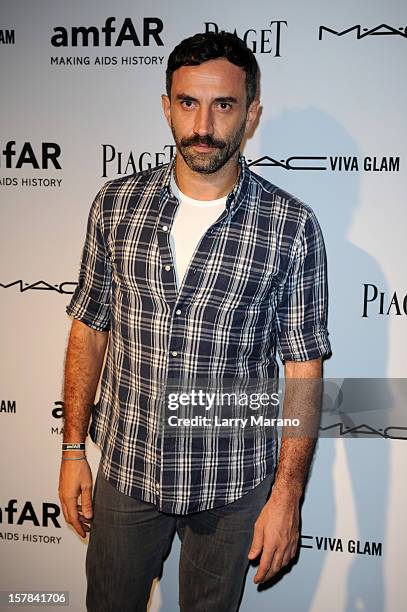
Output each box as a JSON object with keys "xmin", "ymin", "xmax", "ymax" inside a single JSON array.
[{"xmin": 173, "ymin": 151, "xmax": 240, "ymax": 201}]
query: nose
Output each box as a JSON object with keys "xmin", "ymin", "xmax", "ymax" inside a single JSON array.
[{"xmin": 193, "ymin": 106, "xmax": 214, "ymax": 137}]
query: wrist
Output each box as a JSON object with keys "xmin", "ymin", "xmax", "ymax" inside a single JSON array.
[
  {"xmin": 62, "ymin": 442, "xmax": 86, "ymax": 451},
  {"xmin": 61, "ymin": 441, "xmax": 87, "ymax": 460},
  {"xmin": 272, "ymin": 478, "xmax": 303, "ymax": 502}
]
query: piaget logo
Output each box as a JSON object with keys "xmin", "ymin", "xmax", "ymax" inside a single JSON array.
[
  {"xmin": 362, "ymin": 284, "xmax": 407, "ymax": 317},
  {"xmin": 204, "ymin": 20, "xmax": 287, "ymax": 56},
  {"xmin": 102, "ymin": 144, "xmax": 176, "ymax": 177}
]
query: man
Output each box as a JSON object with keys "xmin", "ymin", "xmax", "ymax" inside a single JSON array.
[{"xmin": 59, "ymin": 31, "xmax": 331, "ymax": 612}]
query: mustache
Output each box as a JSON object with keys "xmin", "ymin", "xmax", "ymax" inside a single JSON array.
[{"xmin": 180, "ymin": 134, "xmax": 226, "ymax": 149}]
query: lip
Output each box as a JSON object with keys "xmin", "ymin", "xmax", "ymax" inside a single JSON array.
[{"xmin": 191, "ymin": 144, "xmax": 216, "ymax": 152}]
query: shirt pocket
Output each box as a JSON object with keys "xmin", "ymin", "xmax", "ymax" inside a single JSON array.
[
  {"xmin": 110, "ymin": 224, "xmax": 161, "ymax": 294},
  {"xmin": 205, "ymin": 252, "xmax": 278, "ymax": 309}
]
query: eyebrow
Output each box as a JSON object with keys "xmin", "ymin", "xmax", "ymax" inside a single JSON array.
[{"xmin": 176, "ymin": 94, "xmax": 238, "ymax": 104}]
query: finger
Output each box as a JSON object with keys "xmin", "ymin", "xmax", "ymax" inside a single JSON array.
[
  {"xmin": 77, "ymin": 504, "xmax": 93, "ymax": 520},
  {"xmin": 271, "ymin": 552, "xmax": 284, "ymax": 575},
  {"xmin": 78, "ymin": 514, "xmax": 92, "ymax": 527},
  {"xmin": 76, "ymin": 515, "xmax": 92, "ymax": 530},
  {"xmin": 253, "ymin": 548, "xmax": 275, "ymax": 584},
  {"xmin": 291, "ymin": 538, "xmax": 299, "ymax": 558},
  {"xmin": 66, "ymin": 498, "xmax": 86, "ymax": 538},
  {"xmin": 60, "ymin": 501, "xmax": 69, "ymax": 524},
  {"xmin": 248, "ymin": 523, "xmax": 264, "ymax": 560},
  {"xmin": 281, "ymin": 546, "xmax": 294, "ymax": 568},
  {"xmin": 260, "ymin": 554, "xmax": 284, "ymax": 583},
  {"xmin": 80, "ymin": 486, "xmax": 93, "ymax": 519}
]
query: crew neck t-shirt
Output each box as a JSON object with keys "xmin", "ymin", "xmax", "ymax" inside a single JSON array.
[{"xmin": 169, "ymin": 175, "xmax": 227, "ymax": 290}]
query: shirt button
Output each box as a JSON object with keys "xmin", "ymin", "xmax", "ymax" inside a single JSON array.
[
  {"xmin": 164, "ymin": 264, "xmax": 171, "ymax": 271},
  {"xmin": 155, "ymin": 482, "xmax": 160, "ymax": 491},
  {"xmin": 175, "ymin": 309, "xmax": 181, "ymax": 315},
  {"xmin": 171, "ymin": 351, "xmax": 178, "ymax": 357},
  {"xmin": 162, "ymin": 225, "xmax": 169, "ymax": 232}
]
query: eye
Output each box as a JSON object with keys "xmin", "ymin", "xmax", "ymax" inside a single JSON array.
[
  {"xmin": 217, "ymin": 102, "xmax": 232, "ymax": 111},
  {"xmin": 180, "ymin": 100, "xmax": 196, "ymax": 109}
]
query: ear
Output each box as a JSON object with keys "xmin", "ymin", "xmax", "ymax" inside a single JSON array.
[
  {"xmin": 245, "ymin": 99, "xmax": 260, "ymax": 133},
  {"xmin": 161, "ymin": 94, "xmax": 171, "ymax": 128}
]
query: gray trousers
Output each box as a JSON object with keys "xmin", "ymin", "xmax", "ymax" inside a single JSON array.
[{"xmin": 86, "ymin": 463, "xmax": 273, "ymax": 612}]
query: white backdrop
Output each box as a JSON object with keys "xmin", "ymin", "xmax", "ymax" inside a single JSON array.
[{"xmin": 1, "ymin": 0, "xmax": 406, "ymax": 610}]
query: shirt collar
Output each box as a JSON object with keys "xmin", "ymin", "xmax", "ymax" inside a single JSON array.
[{"xmin": 160, "ymin": 153, "xmax": 250, "ymax": 213}]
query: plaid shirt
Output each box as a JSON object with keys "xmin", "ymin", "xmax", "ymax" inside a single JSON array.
[{"xmin": 66, "ymin": 154, "xmax": 331, "ymax": 514}]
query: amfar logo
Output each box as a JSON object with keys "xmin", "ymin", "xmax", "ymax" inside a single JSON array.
[
  {"xmin": 204, "ymin": 21, "xmax": 287, "ymax": 56},
  {"xmin": 0, "ymin": 500, "xmax": 61, "ymax": 527},
  {"xmin": 319, "ymin": 24, "xmax": 407, "ymax": 40},
  {"xmin": 51, "ymin": 17, "xmax": 164, "ymax": 47},
  {"xmin": 0, "ymin": 400, "xmax": 16, "ymax": 413},
  {"xmin": 0, "ymin": 280, "xmax": 76, "ymax": 294},
  {"xmin": 0, "ymin": 29, "xmax": 15, "ymax": 44},
  {"xmin": 52, "ymin": 401, "xmax": 64, "ymax": 420},
  {"xmin": 102, "ymin": 144, "xmax": 175, "ymax": 177},
  {"xmin": 0, "ymin": 141, "xmax": 62, "ymax": 169},
  {"xmin": 247, "ymin": 155, "xmax": 400, "ymax": 172},
  {"xmin": 362, "ymin": 284, "xmax": 407, "ymax": 318},
  {"xmin": 51, "ymin": 401, "xmax": 64, "ymax": 435}
]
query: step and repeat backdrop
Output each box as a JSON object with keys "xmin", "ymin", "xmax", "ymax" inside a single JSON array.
[{"xmin": 1, "ymin": 0, "xmax": 406, "ymax": 610}]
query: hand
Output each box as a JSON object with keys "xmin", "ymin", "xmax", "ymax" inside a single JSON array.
[
  {"xmin": 58, "ymin": 458, "xmax": 93, "ymax": 539},
  {"xmin": 248, "ymin": 487, "xmax": 300, "ymax": 583}
]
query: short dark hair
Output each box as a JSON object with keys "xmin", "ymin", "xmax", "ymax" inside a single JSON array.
[{"xmin": 166, "ymin": 31, "xmax": 259, "ymax": 107}]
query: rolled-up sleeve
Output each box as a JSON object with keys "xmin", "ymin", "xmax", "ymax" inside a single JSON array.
[
  {"xmin": 276, "ymin": 208, "xmax": 331, "ymax": 362},
  {"xmin": 66, "ymin": 186, "xmax": 111, "ymax": 331}
]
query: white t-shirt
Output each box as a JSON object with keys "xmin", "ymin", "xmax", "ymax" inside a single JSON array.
[{"xmin": 169, "ymin": 175, "xmax": 226, "ymax": 290}]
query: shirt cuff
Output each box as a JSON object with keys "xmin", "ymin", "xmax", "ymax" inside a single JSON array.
[
  {"xmin": 278, "ymin": 324, "xmax": 331, "ymax": 362},
  {"xmin": 66, "ymin": 287, "xmax": 111, "ymax": 332}
]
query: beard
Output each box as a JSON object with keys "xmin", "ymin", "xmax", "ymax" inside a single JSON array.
[{"xmin": 170, "ymin": 118, "xmax": 246, "ymax": 174}]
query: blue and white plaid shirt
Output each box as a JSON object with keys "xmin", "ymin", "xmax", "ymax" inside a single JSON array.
[{"xmin": 66, "ymin": 154, "xmax": 331, "ymax": 514}]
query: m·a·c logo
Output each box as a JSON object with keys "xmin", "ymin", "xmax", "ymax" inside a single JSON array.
[
  {"xmin": 319, "ymin": 24, "xmax": 407, "ymax": 40},
  {"xmin": 0, "ymin": 280, "xmax": 76, "ymax": 294},
  {"xmin": 247, "ymin": 154, "xmax": 400, "ymax": 172},
  {"xmin": 301, "ymin": 535, "xmax": 382, "ymax": 556}
]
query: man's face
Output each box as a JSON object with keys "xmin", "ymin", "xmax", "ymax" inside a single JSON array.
[{"xmin": 162, "ymin": 58, "xmax": 259, "ymax": 174}]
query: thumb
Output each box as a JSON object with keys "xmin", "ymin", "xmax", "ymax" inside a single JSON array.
[
  {"xmin": 81, "ymin": 487, "xmax": 93, "ymax": 519},
  {"xmin": 248, "ymin": 525, "xmax": 264, "ymax": 559}
]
